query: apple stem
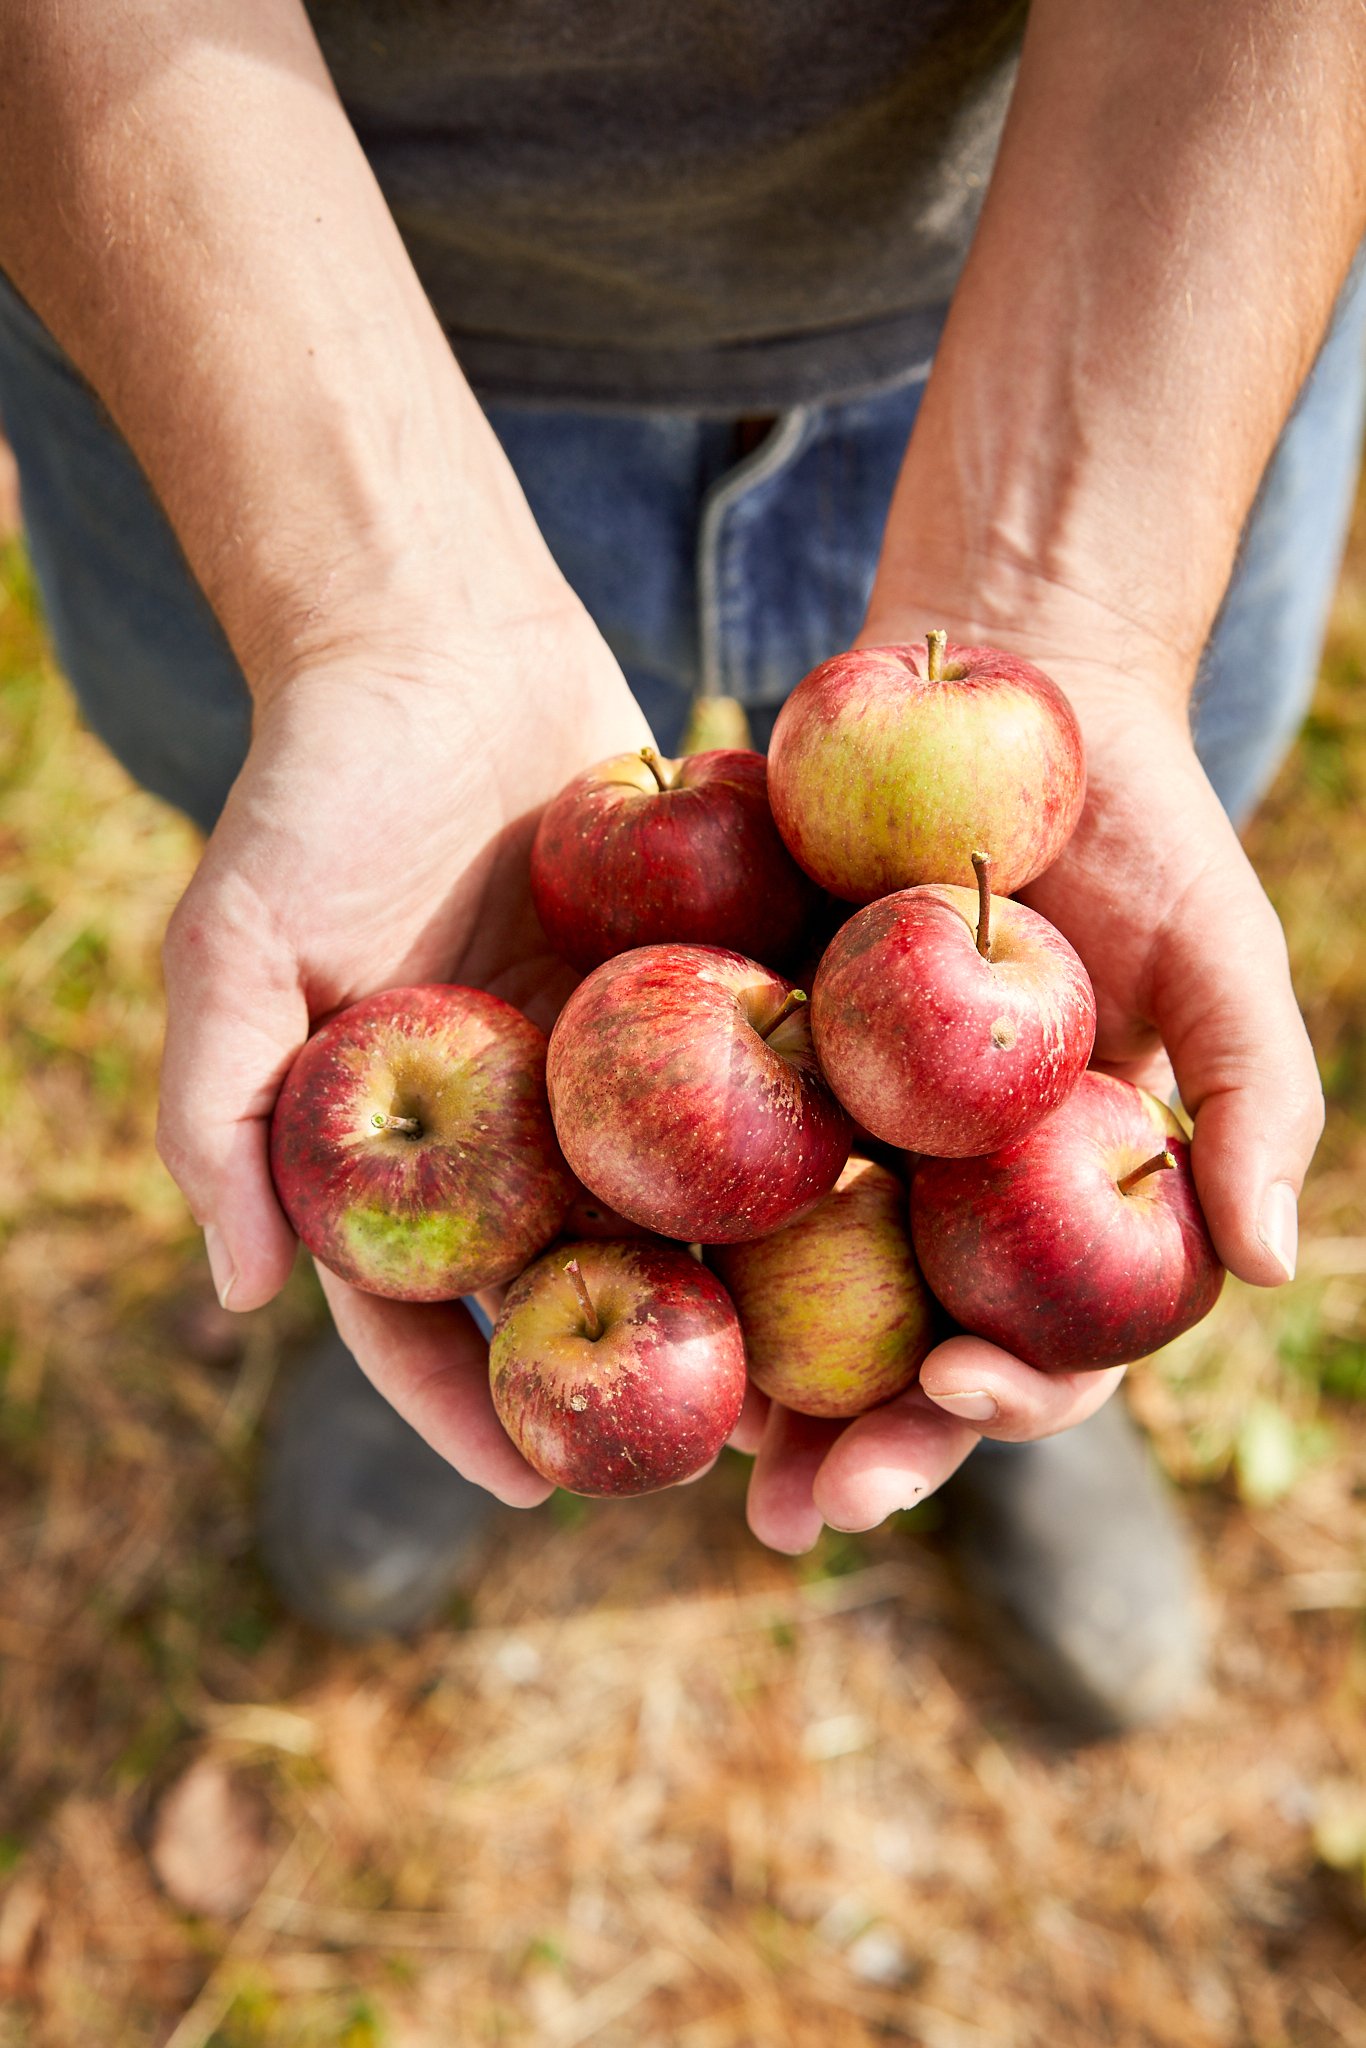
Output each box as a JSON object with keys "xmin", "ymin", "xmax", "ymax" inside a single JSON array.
[
  {"xmin": 639, "ymin": 745, "xmax": 679, "ymax": 792},
  {"xmin": 565, "ymin": 1258, "xmax": 603, "ymax": 1340},
  {"xmin": 1118, "ymin": 1150, "xmax": 1177, "ymax": 1195},
  {"xmin": 371, "ymin": 1111, "xmax": 421, "ymax": 1136},
  {"xmin": 971, "ymin": 850, "xmax": 992, "ymax": 959},
  {"xmin": 758, "ymin": 987, "xmax": 808, "ymax": 1040},
  {"xmin": 926, "ymin": 628, "xmax": 947, "ymax": 683}
]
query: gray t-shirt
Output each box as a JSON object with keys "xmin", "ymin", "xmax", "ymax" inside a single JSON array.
[{"xmin": 308, "ymin": 1, "xmax": 1025, "ymax": 411}]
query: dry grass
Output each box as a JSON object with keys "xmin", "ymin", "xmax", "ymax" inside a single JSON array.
[{"xmin": 0, "ymin": 490, "xmax": 1364, "ymax": 2048}]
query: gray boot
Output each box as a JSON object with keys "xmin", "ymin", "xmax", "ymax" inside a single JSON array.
[
  {"xmin": 256, "ymin": 1334, "xmax": 501, "ymax": 1639},
  {"xmin": 942, "ymin": 1397, "xmax": 1206, "ymax": 1736}
]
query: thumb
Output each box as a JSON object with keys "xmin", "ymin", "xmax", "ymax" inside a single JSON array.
[
  {"xmin": 157, "ymin": 863, "xmax": 304, "ymax": 1309},
  {"xmin": 1153, "ymin": 830, "xmax": 1322, "ymax": 1288}
]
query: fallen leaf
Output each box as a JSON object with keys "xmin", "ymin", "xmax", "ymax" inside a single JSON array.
[{"xmin": 147, "ymin": 1757, "xmax": 274, "ymax": 1920}]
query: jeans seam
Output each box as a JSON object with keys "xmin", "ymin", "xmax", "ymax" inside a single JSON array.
[{"xmin": 697, "ymin": 408, "xmax": 812, "ymax": 703}]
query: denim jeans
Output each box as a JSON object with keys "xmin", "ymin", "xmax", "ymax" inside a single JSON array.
[{"xmin": 0, "ymin": 261, "xmax": 1363, "ymax": 837}]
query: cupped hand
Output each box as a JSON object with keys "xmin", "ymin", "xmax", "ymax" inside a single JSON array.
[
  {"xmin": 157, "ymin": 594, "xmax": 653, "ymax": 1507},
  {"xmin": 739, "ymin": 634, "xmax": 1323, "ymax": 1552}
]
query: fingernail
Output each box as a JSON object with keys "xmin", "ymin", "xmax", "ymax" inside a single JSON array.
[
  {"xmin": 928, "ymin": 1389, "xmax": 999, "ymax": 1423},
  {"xmin": 204, "ymin": 1224, "xmax": 237, "ymax": 1309},
  {"xmin": 1259, "ymin": 1181, "xmax": 1298, "ymax": 1282}
]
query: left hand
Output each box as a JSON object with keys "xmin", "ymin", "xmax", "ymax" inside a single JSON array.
[{"xmin": 739, "ymin": 632, "xmax": 1323, "ymax": 1552}]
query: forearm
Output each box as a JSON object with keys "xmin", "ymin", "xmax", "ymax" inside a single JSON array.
[
  {"xmin": 0, "ymin": 0, "xmax": 556, "ymax": 695},
  {"xmin": 873, "ymin": 0, "xmax": 1366, "ymax": 683}
]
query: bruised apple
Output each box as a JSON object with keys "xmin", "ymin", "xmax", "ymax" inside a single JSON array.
[{"xmin": 269, "ymin": 984, "xmax": 573, "ymax": 1300}]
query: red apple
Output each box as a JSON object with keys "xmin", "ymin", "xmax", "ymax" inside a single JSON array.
[
  {"xmin": 810, "ymin": 854, "xmax": 1096, "ymax": 1156},
  {"xmin": 910, "ymin": 1071, "xmax": 1225, "ymax": 1372},
  {"xmin": 768, "ymin": 632, "xmax": 1086, "ymax": 901},
  {"xmin": 530, "ymin": 745, "xmax": 819, "ymax": 972},
  {"xmin": 545, "ymin": 944, "xmax": 851, "ymax": 1243},
  {"xmin": 489, "ymin": 1239, "xmax": 747, "ymax": 1495},
  {"xmin": 270, "ymin": 984, "xmax": 574, "ymax": 1301},
  {"xmin": 710, "ymin": 1155, "xmax": 934, "ymax": 1417}
]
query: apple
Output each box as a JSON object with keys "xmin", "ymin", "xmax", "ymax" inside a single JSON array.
[
  {"xmin": 709, "ymin": 1155, "xmax": 934, "ymax": 1417},
  {"xmin": 530, "ymin": 746, "xmax": 819, "ymax": 972},
  {"xmin": 767, "ymin": 631, "xmax": 1086, "ymax": 901},
  {"xmin": 545, "ymin": 943, "xmax": 851, "ymax": 1242},
  {"xmin": 810, "ymin": 852, "xmax": 1096, "ymax": 1156},
  {"xmin": 270, "ymin": 984, "xmax": 574, "ymax": 1301},
  {"xmin": 910, "ymin": 1071, "xmax": 1225, "ymax": 1371},
  {"xmin": 489, "ymin": 1238, "xmax": 747, "ymax": 1495}
]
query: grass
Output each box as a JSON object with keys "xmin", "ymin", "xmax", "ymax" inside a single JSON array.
[{"xmin": 0, "ymin": 493, "xmax": 1363, "ymax": 2046}]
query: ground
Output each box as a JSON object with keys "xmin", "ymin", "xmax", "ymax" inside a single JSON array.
[{"xmin": 0, "ymin": 499, "xmax": 1363, "ymax": 2047}]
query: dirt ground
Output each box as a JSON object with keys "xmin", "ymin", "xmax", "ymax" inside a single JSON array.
[{"xmin": 0, "ymin": 488, "xmax": 1363, "ymax": 2046}]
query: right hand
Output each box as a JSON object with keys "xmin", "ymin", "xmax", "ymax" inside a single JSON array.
[{"xmin": 157, "ymin": 589, "xmax": 652, "ymax": 1507}]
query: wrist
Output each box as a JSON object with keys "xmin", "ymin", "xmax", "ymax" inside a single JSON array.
[
  {"xmin": 862, "ymin": 552, "xmax": 1196, "ymax": 728},
  {"xmin": 242, "ymin": 544, "xmax": 582, "ymax": 715},
  {"xmin": 219, "ymin": 373, "xmax": 575, "ymax": 707}
]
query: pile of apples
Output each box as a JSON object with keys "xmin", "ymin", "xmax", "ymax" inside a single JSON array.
[{"xmin": 269, "ymin": 634, "xmax": 1224, "ymax": 1498}]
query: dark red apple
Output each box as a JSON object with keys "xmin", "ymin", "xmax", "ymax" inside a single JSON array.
[
  {"xmin": 545, "ymin": 944, "xmax": 851, "ymax": 1243},
  {"xmin": 489, "ymin": 1238, "xmax": 747, "ymax": 1495},
  {"xmin": 910, "ymin": 1071, "xmax": 1225, "ymax": 1371},
  {"xmin": 810, "ymin": 854, "xmax": 1096, "ymax": 1156},
  {"xmin": 710, "ymin": 1155, "xmax": 934, "ymax": 1417},
  {"xmin": 768, "ymin": 632, "xmax": 1086, "ymax": 901},
  {"xmin": 530, "ymin": 745, "xmax": 819, "ymax": 972},
  {"xmin": 270, "ymin": 984, "xmax": 573, "ymax": 1300}
]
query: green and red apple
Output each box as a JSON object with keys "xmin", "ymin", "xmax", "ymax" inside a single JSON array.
[
  {"xmin": 710, "ymin": 1155, "xmax": 934, "ymax": 1417},
  {"xmin": 269, "ymin": 984, "xmax": 573, "ymax": 1300},
  {"xmin": 768, "ymin": 632, "xmax": 1085, "ymax": 900}
]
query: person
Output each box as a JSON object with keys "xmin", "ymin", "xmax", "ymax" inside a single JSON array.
[{"xmin": 1, "ymin": 1, "xmax": 1362, "ymax": 1732}]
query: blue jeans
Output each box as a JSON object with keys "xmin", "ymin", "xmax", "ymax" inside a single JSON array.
[{"xmin": 1, "ymin": 263, "xmax": 1363, "ymax": 835}]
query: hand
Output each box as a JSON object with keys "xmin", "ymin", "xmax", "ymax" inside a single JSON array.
[
  {"xmin": 157, "ymin": 592, "xmax": 653, "ymax": 1508},
  {"xmin": 738, "ymin": 631, "xmax": 1323, "ymax": 1553}
]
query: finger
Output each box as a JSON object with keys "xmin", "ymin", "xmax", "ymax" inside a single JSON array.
[
  {"xmin": 727, "ymin": 1379, "xmax": 770, "ymax": 1456},
  {"xmin": 158, "ymin": 875, "xmax": 304, "ymax": 1311},
  {"xmin": 746, "ymin": 1404, "xmax": 843, "ymax": 1554},
  {"xmin": 317, "ymin": 1266, "xmax": 555, "ymax": 1509},
  {"xmin": 811, "ymin": 1382, "xmax": 979, "ymax": 1533},
  {"xmin": 1150, "ymin": 836, "xmax": 1323, "ymax": 1287},
  {"xmin": 918, "ymin": 1336, "xmax": 1127, "ymax": 1442}
]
